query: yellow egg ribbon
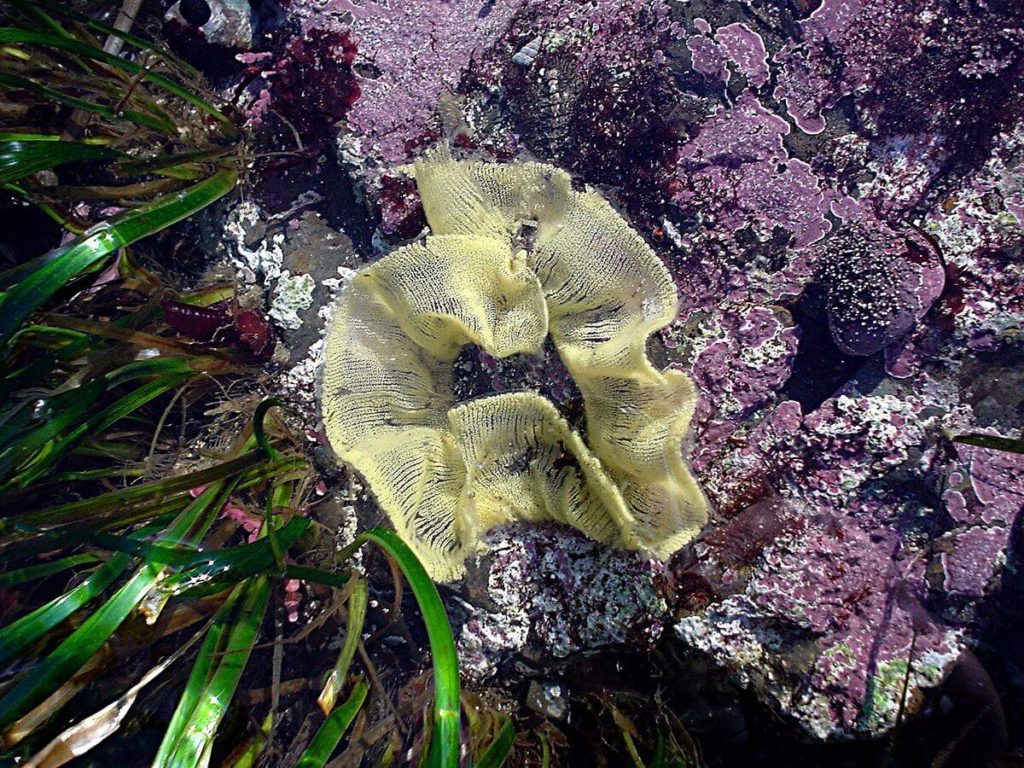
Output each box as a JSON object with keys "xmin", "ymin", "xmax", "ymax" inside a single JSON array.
[{"xmin": 321, "ymin": 148, "xmax": 706, "ymax": 580}]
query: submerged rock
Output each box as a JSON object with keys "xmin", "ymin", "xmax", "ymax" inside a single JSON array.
[
  {"xmin": 457, "ymin": 525, "xmax": 668, "ymax": 680},
  {"xmin": 207, "ymin": 0, "xmax": 1024, "ymax": 747}
]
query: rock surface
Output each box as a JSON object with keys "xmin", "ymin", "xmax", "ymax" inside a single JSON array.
[{"xmin": 222, "ymin": 0, "xmax": 1024, "ymax": 741}]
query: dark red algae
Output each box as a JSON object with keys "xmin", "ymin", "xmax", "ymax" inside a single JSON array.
[{"xmin": 271, "ymin": 29, "xmax": 361, "ymax": 144}]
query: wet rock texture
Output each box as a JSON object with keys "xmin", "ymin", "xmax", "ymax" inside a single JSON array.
[{"xmin": 244, "ymin": 0, "xmax": 1024, "ymax": 741}]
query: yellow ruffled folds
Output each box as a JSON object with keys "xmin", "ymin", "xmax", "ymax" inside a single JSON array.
[{"xmin": 321, "ymin": 149, "xmax": 706, "ymax": 581}]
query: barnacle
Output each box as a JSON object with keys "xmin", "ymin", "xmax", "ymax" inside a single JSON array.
[{"xmin": 321, "ymin": 148, "xmax": 707, "ymax": 580}]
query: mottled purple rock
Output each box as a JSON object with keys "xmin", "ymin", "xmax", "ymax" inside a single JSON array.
[
  {"xmin": 715, "ymin": 23, "xmax": 769, "ymax": 88},
  {"xmin": 815, "ymin": 205, "xmax": 945, "ymax": 357},
  {"xmin": 679, "ymin": 508, "xmax": 963, "ymax": 739},
  {"xmin": 935, "ymin": 441, "xmax": 1024, "ymax": 608},
  {"xmin": 684, "ymin": 305, "xmax": 800, "ymax": 419},
  {"xmin": 687, "ymin": 34, "xmax": 728, "ymax": 82},
  {"xmin": 268, "ymin": 0, "xmax": 1024, "ymax": 744},
  {"xmin": 686, "ymin": 20, "xmax": 768, "ymax": 89},
  {"xmin": 671, "ymin": 92, "xmax": 832, "ymax": 249},
  {"xmin": 290, "ymin": 0, "xmax": 529, "ymax": 163},
  {"xmin": 940, "ymin": 526, "xmax": 1009, "ymax": 598},
  {"xmin": 458, "ymin": 525, "xmax": 668, "ymax": 679}
]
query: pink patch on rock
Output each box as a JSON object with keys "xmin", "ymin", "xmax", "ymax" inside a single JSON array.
[
  {"xmin": 968, "ymin": 444, "xmax": 1024, "ymax": 524},
  {"xmin": 715, "ymin": 23, "xmax": 769, "ymax": 88},
  {"xmin": 690, "ymin": 305, "xmax": 800, "ymax": 418},
  {"xmin": 940, "ymin": 526, "xmax": 1009, "ymax": 597},
  {"xmin": 290, "ymin": 0, "xmax": 528, "ymax": 162},
  {"xmin": 687, "ymin": 35, "xmax": 728, "ymax": 81},
  {"xmin": 671, "ymin": 92, "xmax": 832, "ymax": 248}
]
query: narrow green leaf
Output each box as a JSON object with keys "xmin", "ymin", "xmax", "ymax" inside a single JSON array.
[
  {"xmin": 0, "ymin": 561, "xmax": 158, "ymax": 730},
  {"xmin": 163, "ymin": 517, "xmax": 311, "ymax": 595},
  {"xmin": 0, "ymin": 28, "xmax": 234, "ymax": 131},
  {"xmin": 0, "ymin": 553, "xmax": 130, "ymax": 666},
  {"xmin": 0, "ymin": 168, "xmax": 237, "ymax": 348},
  {"xmin": 953, "ymin": 433, "xmax": 1024, "ymax": 454},
  {"xmin": 0, "ymin": 380, "xmax": 107, "ymax": 476},
  {"xmin": 48, "ymin": 465, "xmax": 148, "ymax": 483},
  {"xmin": 296, "ymin": 681, "xmax": 369, "ymax": 768},
  {"xmin": 622, "ymin": 730, "xmax": 647, "ymax": 768},
  {"xmin": 0, "ymin": 553, "xmax": 100, "ymax": 588},
  {"xmin": 282, "ymin": 565, "xmax": 350, "ymax": 589},
  {"xmin": 114, "ymin": 148, "xmax": 235, "ymax": 178},
  {"xmin": 649, "ymin": 732, "xmax": 666, "ymax": 768},
  {"xmin": 476, "ymin": 717, "xmax": 515, "ymax": 768},
  {"xmin": 0, "ymin": 450, "xmax": 283, "ymax": 530},
  {"xmin": 0, "ymin": 138, "xmax": 123, "ymax": 184},
  {"xmin": 345, "ymin": 529, "xmax": 461, "ymax": 768},
  {"xmin": 9, "ymin": 0, "xmax": 203, "ymax": 80},
  {"xmin": 1, "ymin": 371, "xmax": 195, "ymax": 491},
  {"xmin": 0, "ymin": 75, "xmax": 175, "ymax": 134},
  {"xmin": 0, "ymin": 483, "xmax": 233, "ymax": 728},
  {"xmin": 8, "ymin": 1, "xmax": 68, "ymax": 37},
  {"xmin": 318, "ymin": 578, "xmax": 367, "ymax": 714},
  {"xmin": 153, "ymin": 576, "xmax": 270, "ymax": 768}
]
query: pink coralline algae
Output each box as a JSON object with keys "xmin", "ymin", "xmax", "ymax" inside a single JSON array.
[
  {"xmin": 671, "ymin": 92, "xmax": 832, "ymax": 249},
  {"xmin": 258, "ymin": 0, "xmax": 1024, "ymax": 745},
  {"xmin": 771, "ymin": 0, "xmax": 905, "ymax": 134},
  {"xmin": 289, "ymin": 0, "xmax": 529, "ymax": 163},
  {"xmin": 938, "ymin": 443, "xmax": 1024, "ymax": 604},
  {"xmin": 457, "ymin": 525, "xmax": 668, "ymax": 679},
  {"xmin": 687, "ymin": 21, "xmax": 769, "ymax": 88},
  {"xmin": 686, "ymin": 305, "xmax": 800, "ymax": 419},
  {"xmin": 799, "ymin": 394, "xmax": 928, "ymax": 502},
  {"xmin": 752, "ymin": 523, "xmax": 960, "ymax": 731}
]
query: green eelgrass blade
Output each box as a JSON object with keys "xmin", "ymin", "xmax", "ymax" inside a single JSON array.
[
  {"xmin": 0, "ymin": 379, "xmax": 106, "ymax": 456},
  {"xmin": 317, "ymin": 577, "xmax": 367, "ymax": 714},
  {"xmin": 174, "ymin": 560, "xmax": 347, "ymax": 601},
  {"xmin": 0, "ymin": 183, "xmax": 74, "ymax": 231},
  {"xmin": 8, "ymin": 1, "xmax": 67, "ymax": 36},
  {"xmin": 0, "ymin": 560, "xmax": 158, "ymax": 729},
  {"xmin": 0, "ymin": 369, "xmax": 195, "ymax": 491},
  {"xmin": 0, "ymin": 385, "xmax": 105, "ymax": 456},
  {"xmin": 953, "ymin": 433, "xmax": 1024, "ymax": 454},
  {"xmin": 0, "ymin": 358, "xmax": 201, "ymax": 489},
  {"xmin": 20, "ymin": 621, "xmax": 208, "ymax": 768},
  {"xmin": 222, "ymin": 711, "xmax": 273, "ymax": 768},
  {"xmin": 341, "ymin": 529, "xmax": 461, "ymax": 768},
  {"xmin": 296, "ymin": 681, "xmax": 369, "ymax": 768},
  {"xmin": 152, "ymin": 576, "xmax": 270, "ymax": 768},
  {"xmin": 8, "ymin": 0, "xmax": 203, "ymax": 80},
  {"xmin": 114, "ymin": 148, "xmax": 235, "ymax": 179},
  {"xmin": 476, "ymin": 717, "xmax": 515, "ymax": 768},
  {"xmin": 0, "ymin": 29, "xmax": 234, "ymax": 131},
  {"xmin": 0, "ymin": 168, "xmax": 238, "ymax": 348},
  {"xmin": 163, "ymin": 519, "xmax": 309, "ymax": 597},
  {"xmin": 0, "ymin": 552, "xmax": 100, "ymax": 588},
  {"xmin": 0, "ymin": 451, "xmax": 295, "ymax": 530},
  {"xmin": 0, "ymin": 482, "xmax": 233, "ymax": 729},
  {"xmin": 0, "ymin": 137, "xmax": 123, "ymax": 184},
  {"xmin": 0, "ymin": 76, "xmax": 175, "ymax": 135},
  {"xmin": 1, "ymin": 517, "xmax": 307, "ymax": 578},
  {"xmin": 48, "ymin": 465, "xmax": 148, "ymax": 483},
  {"xmin": 32, "ymin": 516, "xmax": 312, "ymax": 579},
  {"xmin": 0, "ymin": 553, "xmax": 131, "ymax": 667},
  {"xmin": 649, "ymin": 732, "xmax": 666, "ymax": 768}
]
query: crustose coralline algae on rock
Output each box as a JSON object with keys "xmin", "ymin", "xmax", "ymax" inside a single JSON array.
[{"xmin": 240, "ymin": 0, "xmax": 1024, "ymax": 753}]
